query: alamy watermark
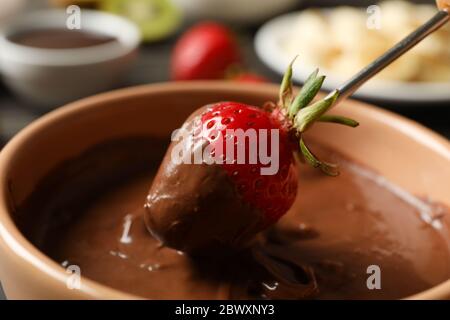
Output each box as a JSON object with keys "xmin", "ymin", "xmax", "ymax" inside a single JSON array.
[
  {"xmin": 366, "ymin": 265, "xmax": 381, "ymax": 290},
  {"xmin": 367, "ymin": 5, "xmax": 382, "ymax": 30},
  {"xmin": 62, "ymin": 261, "xmax": 81, "ymax": 290},
  {"xmin": 170, "ymin": 117, "xmax": 280, "ymax": 176},
  {"xmin": 66, "ymin": 5, "xmax": 81, "ymax": 30},
  {"xmin": 0, "ymin": 280, "xmax": 6, "ymax": 300}
]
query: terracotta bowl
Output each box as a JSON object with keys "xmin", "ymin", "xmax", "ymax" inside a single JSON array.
[{"xmin": 0, "ymin": 82, "xmax": 449, "ymax": 299}]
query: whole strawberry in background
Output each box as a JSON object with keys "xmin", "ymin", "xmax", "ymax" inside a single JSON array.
[
  {"xmin": 145, "ymin": 60, "xmax": 358, "ymax": 254},
  {"xmin": 170, "ymin": 22, "xmax": 241, "ymax": 80},
  {"xmin": 231, "ymin": 72, "xmax": 269, "ymax": 83}
]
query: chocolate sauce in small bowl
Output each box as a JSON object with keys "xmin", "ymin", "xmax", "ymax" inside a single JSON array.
[
  {"xmin": 8, "ymin": 28, "xmax": 117, "ymax": 49},
  {"xmin": 0, "ymin": 9, "xmax": 140, "ymax": 107}
]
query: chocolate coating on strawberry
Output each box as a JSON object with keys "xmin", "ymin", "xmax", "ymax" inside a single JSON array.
[
  {"xmin": 145, "ymin": 59, "xmax": 359, "ymax": 254},
  {"xmin": 144, "ymin": 107, "xmax": 262, "ymax": 253}
]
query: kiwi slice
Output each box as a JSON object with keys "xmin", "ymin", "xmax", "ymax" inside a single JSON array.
[
  {"xmin": 101, "ymin": 0, "xmax": 181, "ymax": 42},
  {"xmin": 48, "ymin": 0, "xmax": 100, "ymax": 9}
]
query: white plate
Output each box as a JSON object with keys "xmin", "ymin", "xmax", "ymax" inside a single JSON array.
[{"xmin": 254, "ymin": 12, "xmax": 450, "ymax": 104}]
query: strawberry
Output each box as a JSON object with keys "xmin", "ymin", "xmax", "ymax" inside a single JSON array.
[
  {"xmin": 170, "ymin": 22, "xmax": 241, "ymax": 80},
  {"xmin": 231, "ymin": 72, "xmax": 269, "ymax": 83},
  {"xmin": 198, "ymin": 102, "xmax": 296, "ymax": 225},
  {"xmin": 145, "ymin": 59, "xmax": 358, "ymax": 254}
]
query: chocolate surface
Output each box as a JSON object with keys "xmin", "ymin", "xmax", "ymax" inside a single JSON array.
[
  {"xmin": 15, "ymin": 137, "xmax": 450, "ymax": 299},
  {"xmin": 9, "ymin": 28, "xmax": 117, "ymax": 49}
]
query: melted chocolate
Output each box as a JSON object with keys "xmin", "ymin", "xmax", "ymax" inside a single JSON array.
[
  {"xmin": 14, "ymin": 137, "xmax": 450, "ymax": 299},
  {"xmin": 9, "ymin": 28, "xmax": 117, "ymax": 49}
]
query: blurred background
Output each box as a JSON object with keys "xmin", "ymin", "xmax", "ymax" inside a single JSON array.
[{"xmin": 0, "ymin": 0, "xmax": 449, "ymax": 146}]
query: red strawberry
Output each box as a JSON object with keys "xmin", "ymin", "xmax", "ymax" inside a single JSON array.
[
  {"xmin": 145, "ymin": 60, "xmax": 358, "ymax": 254},
  {"xmin": 171, "ymin": 22, "xmax": 241, "ymax": 80},
  {"xmin": 199, "ymin": 102, "xmax": 297, "ymax": 225},
  {"xmin": 231, "ymin": 72, "xmax": 269, "ymax": 83}
]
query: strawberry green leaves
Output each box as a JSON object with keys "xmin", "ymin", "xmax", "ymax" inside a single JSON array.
[
  {"xmin": 288, "ymin": 69, "xmax": 325, "ymax": 118},
  {"xmin": 294, "ymin": 89, "xmax": 339, "ymax": 133},
  {"xmin": 300, "ymin": 138, "xmax": 339, "ymax": 176},
  {"xmin": 279, "ymin": 58, "xmax": 359, "ymax": 176},
  {"xmin": 318, "ymin": 115, "xmax": 359, "ymax": 127},
  {"xmin": 278, "ymin": 57, "xmax": 296, "ymax": 111}
]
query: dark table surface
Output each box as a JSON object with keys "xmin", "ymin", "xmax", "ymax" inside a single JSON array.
[
  {"xmin": 1, "ymin": 0, "xmax": 449, "ymax": 144},
  {"xmin": 1, "ymin": 30, "xmax": 449, "ymax": 146}
]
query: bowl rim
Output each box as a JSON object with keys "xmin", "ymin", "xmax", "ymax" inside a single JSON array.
[{"xmin": 0, "ymin": 81, "xmax": 449, "ymax": 300}]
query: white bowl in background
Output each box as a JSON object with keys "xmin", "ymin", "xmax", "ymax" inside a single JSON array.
[
  {"xmin": 171, "ymin": 0, "xmax": 298, "ymax": 24},
  {"xmin": 0, "ymin": 9, "xmax": 141, "ymax": 108},
  {"xmin": 0, "ymin": 0, "xmax": 25, "ymax": 26},
  {"xmin": 255, "ymin": 12, "xmax": 450, "ymax": 105}
]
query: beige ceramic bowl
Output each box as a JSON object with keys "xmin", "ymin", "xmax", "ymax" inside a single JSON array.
[{"xmin": 0, "ymin": 82, "xmax": 449, "ymax": 299}]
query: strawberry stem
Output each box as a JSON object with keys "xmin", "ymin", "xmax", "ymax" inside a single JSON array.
[
  {"xmin": 276, "ymin": 58, "xmax": 359, "ymax": 176},
  {"xmin": 288, "ymin": 69, "xmax": 324, "ymax": 118},
  {"xmin": 318, "ymin": 115, "xmax": 359, "ymax": 127},
  {"xmin": 299, "ymin": 138, "xmax": 339, "ymax": 176},
  {"xmin": 294, "ymin": 90, "xmax": 339, "ymax": 133},
  {"xmin": 278, "ymin": 56, "xmax": 297, "ymax": 110}
]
